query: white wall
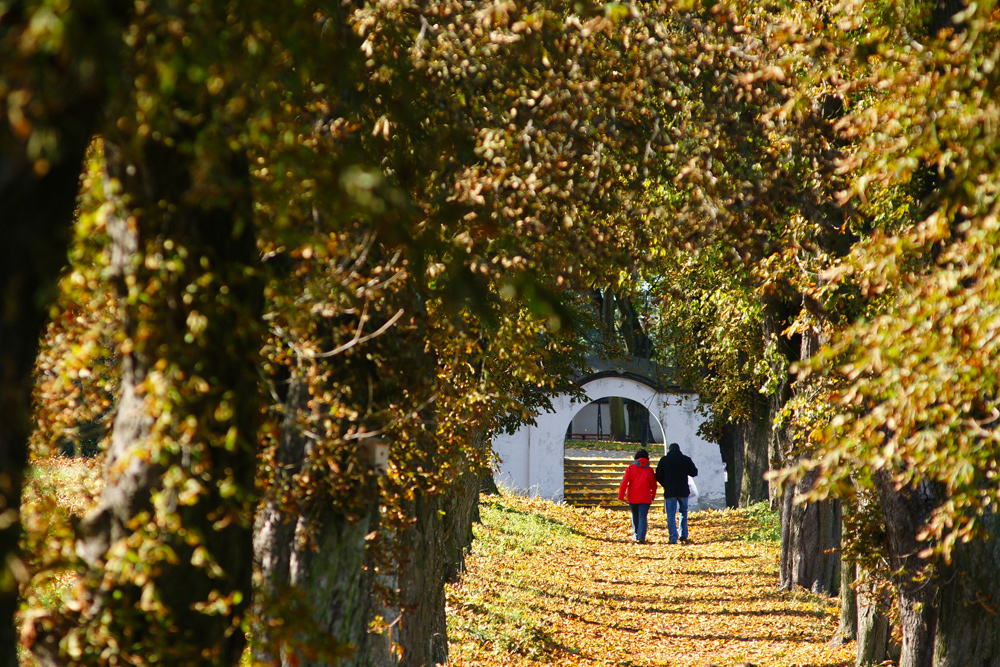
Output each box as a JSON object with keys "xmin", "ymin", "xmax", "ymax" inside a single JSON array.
[{"xmin": 491, "ymin": 376, "xmax": 725, "ymax": 508}]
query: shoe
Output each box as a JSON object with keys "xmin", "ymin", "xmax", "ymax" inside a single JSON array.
[
  {"xmin": 679, "ymin": 537, "xmax": 689, "ymax": 544},
  {"xmin": 668, "ymin": 540, "xmax": 677, "ymax": 545}
]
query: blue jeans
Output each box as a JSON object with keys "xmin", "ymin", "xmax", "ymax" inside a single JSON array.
[
  {"xmin": 629, "ymin": 503, "xmax": 651, "ymax": 542},
  {"xmin": 664, "ymin": 497, "xmax": 689, "ymax": 543}
]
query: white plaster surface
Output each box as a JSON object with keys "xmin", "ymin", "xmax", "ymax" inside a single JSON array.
[{"xmin": 491, "ymin": 376, "xmax": 726, "ymax": 508}]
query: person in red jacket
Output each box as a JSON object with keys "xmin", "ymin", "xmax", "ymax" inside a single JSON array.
[{"xmin": 617, "ymin": 449, "xmax": 658, "ymax": 543}]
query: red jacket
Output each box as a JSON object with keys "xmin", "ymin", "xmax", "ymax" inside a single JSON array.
[{"xmin": 618, "ymin": 458, "xmax": 657, "ymax": 504}]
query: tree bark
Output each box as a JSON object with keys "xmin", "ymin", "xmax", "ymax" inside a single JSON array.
[
  {"xmin": 872, "ymin": 470, "xmax": 938, "ymax": 667},
  {"xmin": 740, "ymin": 407, "xmax": 772, "ymax": 507},
  {"xmin": 719, "ymin": 415, "xmax": 771, "ymax": 509},
  {"xmin": 836, "ymin": 553, "xmax": 857, "ymax": 644},
  {"xmin": 254, "ymin": 491, "xmax": 378, "ymax": 667},
  {"xmin": 615, "ymin": 291, "xmax": 652, "ymax": 361},
  {"xmin": 254, "ymin": 367, "xmax": 482, "ymax": 667},
  {"xmin": 718, "ymin": 422, "xmax": 742, "ymax": 508},
  {"xmin": 369, "ymin": 451, "xmax": 481, "ymax": 667},
  {"xmin": 760, "ymin": 294, "xmax": 797, "ymax": 510},
  {"xmin": 625, "ymin": 400, "xmax": 649, "ymax": 446},
  {"xmin": 776, "ymin": 303, "xmax": 841, "ymax": 595},
  {"xmin": 252, "ymin": 364, "xmax": 379, "ymax": 667},
  {"xmin": 369, "ymin": 495, "xmax": 449, "ymax": 667},
  {"xmin": 32, "ymin": 130, "xmax": 262, "ymax": 666},
  {"xmin": 779, "ymin": 468, "xmax": 842, "ymax": 595},
  {"xmin": 855, "ymin": 571, "xmax": 890, "ymax": 666},
  {"xmin": 608, "ymin": 397, "xmax": 627, "ymax": 442},
  {"xmin": 932, "ymin": 508, "xmax": 1000, "ymax": 667}
]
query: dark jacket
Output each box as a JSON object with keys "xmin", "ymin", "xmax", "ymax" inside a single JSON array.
[
  {"xmin": 618, "ymin": 458, "xmax": 657, "ymax": 504},
  {"xmin": 655, "ymin": 449, "xmax": 698, "ymax": 498}
]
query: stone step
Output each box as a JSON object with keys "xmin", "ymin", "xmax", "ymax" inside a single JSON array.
[
  {"xmin": 562, "ymin": 496, "xmax": 623, "ymax": 507},
  {"xmin": 564, "ymin": 479, "xmax": 622, "ymax": 488},
  {"xmin": 564, "ymin": 462, "xmax": 631, "ymax": 471},
  {"xmin": 564, "ymin": 464, "xmax": 630, "ymax": 471},
  {"xmin": 564, "ymin": 456, "xmax": 633, "ymax": 462},
  {"xmin": 564, "ymin": 457, "xmax": 635, "ymax": 506},
  {"xmin": 565, "ymin": 489, "xmax": 621, "ymax": 498}
]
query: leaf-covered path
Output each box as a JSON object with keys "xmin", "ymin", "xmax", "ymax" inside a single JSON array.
[{"xmin": 447, "ymin": 494, "xmax": 853, "ymax": 667}]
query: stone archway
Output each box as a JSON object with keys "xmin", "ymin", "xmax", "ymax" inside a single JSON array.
[
  {"xmin": 565, "ymin": 394, "xmax": 664, "ymax": 447},
  {"xmin": 491, "ymin": 375, "xmax": 726, "ymax": 507}
]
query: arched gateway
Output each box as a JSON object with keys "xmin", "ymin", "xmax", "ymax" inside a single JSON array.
[{"xmin": 491, "ymin": 367, "xmax": 726, "ymax": 508}]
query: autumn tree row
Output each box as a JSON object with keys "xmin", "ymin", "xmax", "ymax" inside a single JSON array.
[
  {"xmin": 3, "ymin": 1, "xmax": 774, "ymax": 665},
  {"xmin": 4, "ymin": 1, "xmax": 1000, "ymax": 667},
  {"xmin": 652, "ymin": 2, "xmax": 1000, "ymax": 666}
]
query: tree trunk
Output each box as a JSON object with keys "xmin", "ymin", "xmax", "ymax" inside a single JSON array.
[
  {"xmin": 480, "ymin": 470, "xmax": 500, "ymax": 495},
  {"xmin": 252, "ymin": 364, "xmax": 379, "ymax": 667},
  {"xmin": 718, "ymin": 415, "xmax": 773, "ymax": 509},
  {"xmin": 883, "ymin": 6, "xmax": 984, "ymax": 665},
  {"xmin": 33, "ymin": 132, "xmax": 262, "ymax": 666},
  {"xmin": 740, "ymin": 407, "xmax": 772, "ymax": 507},
  {"xmin": 256, "ymin": 433, "xmax": 482, "ymax": 667},
  {"xmin": 369, "ymin": 436, "xmax": 483, "ymax": 667},
  {"xmin": 615, "ymin": 291, "xmax": 652, "ymax": 361},
  {"xmin": 718, "ymin": 422, "xmax": 742, "ymax": 508},
  {"xmin": 254, "ymin": 495, "xmax": 378, "ymax": 667},
  {"xmin": 625, "ymin": 401, "xmax": 649, "ymax": 446},
  {"xmin": 855, "ymin": 571, "xmax": 890, "ymax": 666},
  {"xmin": 776, "ymin": 303, "xmax": 841, "ymax": 595},
  {"xmin": 608, "ymin": 397, "xmax": 627, "ymax": 442},
  {"xmin": 836, "ymin": 552, "xmax": 857, "ymax": 644},
  {"xmin": 872, "ymin": 470, "xmax": 938, "ymax": 667},
  {"xmin": 932, "ymin": 507, "xmax": 1000, "ymax": 667},
  {"xmin": 600, "ymin": 286, "xmax": 617, "ymax": 336},
  {"xmin": 369, "ymin": 495, "xmax": 449, "ymax": 667},
  {"xmin": 760, "ymin": 294, "xmax": 797, "ymax": 510},
  {"xmin": 779, "ymin": 468, "xmax": 842, "ymax": 595},
  {"xmin": 837, "ymin": 558, "xmax": 857, "ymax": 642}
]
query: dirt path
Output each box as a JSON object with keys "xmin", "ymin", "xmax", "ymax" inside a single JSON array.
[{"xmin": 446, "ymin": 495, "xmax": 854, "ymax": 667}]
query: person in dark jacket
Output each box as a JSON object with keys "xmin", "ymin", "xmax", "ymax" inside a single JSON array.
[
  {"xmin": 617, "ymin": 448, "xmax": 657, "ymax": 544},
  {"xmin": 655, "ymin": 442, "xmax": 698, "ymax": 544}
]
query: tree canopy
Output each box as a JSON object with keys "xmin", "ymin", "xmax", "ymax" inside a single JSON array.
[{"xmin": 5, "ymin": 0, "xmax": 1000, "ymax": 666}]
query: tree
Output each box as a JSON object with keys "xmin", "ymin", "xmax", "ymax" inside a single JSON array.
[
  {"xmin": 246, "ymin": 2, "xmax": 730, "ymax": 662},
  {"xmin": 31, "ymin": 151, "xmax": 123, "ymax": 462},
  {"xmin": 590, "ymin": 285, "xmax": 655, "ymax": 444},
  {"xmin": 15, "ymin": 2, "xmax": 1000, "ymax": 667},
  {"xmin": 1, "ymin": 3, "xmax": 131, "ymax": 663},
  {"xmin": 651, "ymin": 247, "xmax": 774, "ymax": 508},
  {"xmin": 777, "ymin": 1, "xmax": 1000, "ymax": 664},
  {"xmin": 19, "ymin": 1, "xmax": 285, "ymax": 663}
]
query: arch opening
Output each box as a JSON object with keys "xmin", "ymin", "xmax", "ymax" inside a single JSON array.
[
  {"xmin": 491, "ymin": 373, "xmax": 725, "ymax": 508},
  {"xmin": 562, "ymin": 396, "xmax": 666, "ymax": 506},
  {"xmin": 564, "ymin": 396, "xmax": 664, "ymax": 453}
]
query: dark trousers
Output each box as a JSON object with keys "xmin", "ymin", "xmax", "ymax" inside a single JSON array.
[
  {"xmin": 629, "ymin": 503, "xmax": 651, "ymax": 542},
  {"xmin": 664, "ymin": 496, "xmax": 689, "ymax": 543}
]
